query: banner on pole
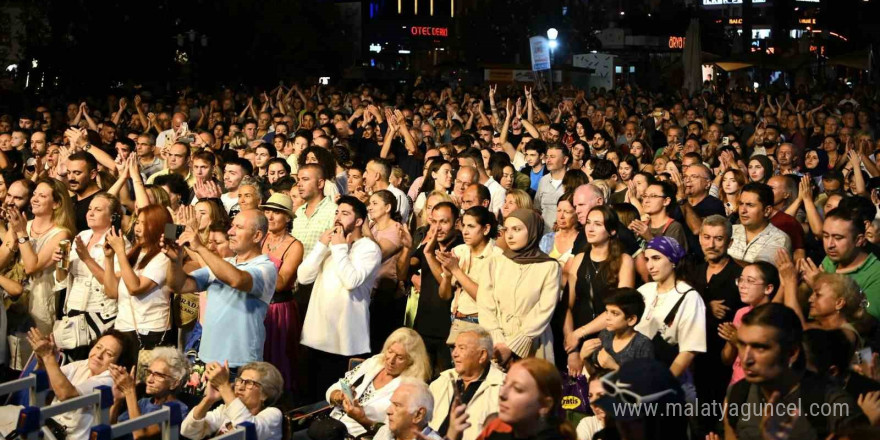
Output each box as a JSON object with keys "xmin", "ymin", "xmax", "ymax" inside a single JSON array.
[{"xmin": 529, "ymin": 36, "xmax": 551, "ymax": 71}]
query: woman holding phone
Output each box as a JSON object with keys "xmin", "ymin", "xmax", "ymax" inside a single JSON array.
[{"xmin": 104, "ymin": 204, "xmax": 174, "ymax": 350}]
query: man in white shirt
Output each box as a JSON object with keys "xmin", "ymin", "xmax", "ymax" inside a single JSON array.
[
  {"xmin": 375, "ymin": 378, "xmax": 444, "ymax": 440},
  {"xmin": 457, "ymin": 149, "xmax": 505, "ymax": 215},
  {"xmin": 156, "ymin": 112, "xmax": 187, "ymax": 149},
  {"xmin": 365, "ymin": 158, "xmax": 411, "ymax": 223},
  {"xmin": 534, "ymin": 144, "xmax": 569, "ymax": 230},
  {"xmin": 429, "ymin": 329, "xmax": 503, "ymax": 440},
  {"xmin": 298, "ymin": 195, "xmax": 382, "ymax": 400}
]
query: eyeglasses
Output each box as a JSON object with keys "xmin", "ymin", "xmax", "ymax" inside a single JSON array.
[
  {"xmin": 600, "ymin": 371, "xmax": 676, "ymax": 405},
  {"xmin": 642, "ymin": 194, "xmax": 666, "ymax": 200},
  {"xmin": 683, "ymin": 175, "xmax": 707, "ymax": 182},
  {"xmin": 145, "ymin": 369, "xmax": 175, "ymax": 382},
  {"xmin": 234, "ymin": 377, "xmax": 263, "ymax": 390},
  {"xmin": 735, "ymin": 277, "xmax": 765, "ymax": 287}
]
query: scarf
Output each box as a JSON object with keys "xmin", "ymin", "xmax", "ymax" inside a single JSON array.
[{"xmin": 503, "ymin": 209, "xmax": 556, "ymax": 265}]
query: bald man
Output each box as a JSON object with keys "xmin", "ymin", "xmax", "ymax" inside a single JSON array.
[
  {"xmin": 165, "ymin": 209, "xmax": 277, "ymax": 369},
  {"xmin": 157, "ymin": 112, "xmax": 188, "ymax": 149}
]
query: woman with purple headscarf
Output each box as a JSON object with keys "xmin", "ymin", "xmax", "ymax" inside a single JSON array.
[{"xmin": 635, "ymin": 236, "xmax": 706, "ymax": 380}]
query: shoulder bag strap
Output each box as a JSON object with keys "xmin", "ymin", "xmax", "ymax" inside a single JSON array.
[{"xmin": 663, "ymin": 289, "xmax": 693, "ymax": 327}]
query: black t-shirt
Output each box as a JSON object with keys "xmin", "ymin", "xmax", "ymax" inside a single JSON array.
[
  {"xmin": 411, "ymin": 234, "xmax": 464, "ymax": 339},
  {"xmin": 73, "ymin": 191, "xmax": 99, "ymax": 234}
]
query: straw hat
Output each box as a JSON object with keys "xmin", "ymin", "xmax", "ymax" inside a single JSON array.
[{"xmin": 259, "ymin": 193, "xmax": 295, "ymax": 217}]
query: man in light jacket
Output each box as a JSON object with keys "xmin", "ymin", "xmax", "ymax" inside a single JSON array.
[{"xmin": 429, "ymin": 328, "xmax": 504, "ymax": 440}]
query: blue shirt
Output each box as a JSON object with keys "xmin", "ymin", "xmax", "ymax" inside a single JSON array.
[
  {"xmin": 192, "ymin": 254, "xmax": 277, "ymax": 367},
  {"xmin": 529, "ymin": 166, "xmax": 545, "ymax": 192}
]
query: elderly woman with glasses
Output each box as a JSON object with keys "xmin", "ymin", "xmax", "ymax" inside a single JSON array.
[
  {"xmin": 108, "ymin": 347, "xmax": 192, "ymax": 439},
  {"xmin": 182, "ymin": 361, "xmax": 285, "ymax": 440}
]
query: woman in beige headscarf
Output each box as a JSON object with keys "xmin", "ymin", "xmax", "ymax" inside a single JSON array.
[{"xmin": 477, "ymin": 209, "xmax": 562, "ymax": 368}]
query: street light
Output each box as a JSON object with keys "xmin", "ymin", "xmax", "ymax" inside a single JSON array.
[{"xmin": 547, "ymin": 28, "xmax": 558, "ymax": 91}]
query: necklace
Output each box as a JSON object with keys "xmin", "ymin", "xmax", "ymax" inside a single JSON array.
[
  {"xmin": 266, "ymin": 234, "xmax": 288, "ymax": 253},
  {"xmin": 29, "ymin": 220, "xmax": 54, "ymax": 238}
]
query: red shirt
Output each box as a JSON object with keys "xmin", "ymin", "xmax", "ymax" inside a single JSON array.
[{"xmin": 770, "ymin": 211, "xmax": 804, "ymax": 251}]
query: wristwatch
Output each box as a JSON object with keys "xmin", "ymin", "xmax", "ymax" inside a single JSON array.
[
  {"xmin": 83, "ymin": 143, "xmax": 92, "ymax": 151},
  {"xmin": 17, "ymin": 236, "xmax": 28, "ymax": 245}
]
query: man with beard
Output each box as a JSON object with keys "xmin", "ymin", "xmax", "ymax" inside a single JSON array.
[
  {"xmin": 411, "ymin": 201, "xmax": 464, "ymax": 372},
  {"xmin": 0, "ymin": 179, "xmax": 35, "ymax": 236},
  {"xmin": 297, "ymin": 196, "xmax": 381, "ymax": 400},
  {"xmin": 690, "ymin": 215, "xmax": 743, "ymax": 437},
  {"xmin": 66, "ymin": 152, "xmax": 101, "ymax": 233}
]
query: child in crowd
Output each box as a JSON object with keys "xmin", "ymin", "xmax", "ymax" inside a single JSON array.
[{"xmin": 580, "ymin": 288, "xmax": 654, "ymax": 374}]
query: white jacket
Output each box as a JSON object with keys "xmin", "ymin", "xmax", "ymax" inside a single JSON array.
[
  {"xmin": 428, "ymin": 365, "xmax": 505, "ymax": 440},
  {"xmin": 326, "ymin": 356, "xmax": 402, "ymax": 437}
]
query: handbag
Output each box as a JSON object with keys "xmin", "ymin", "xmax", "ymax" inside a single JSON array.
[
  {"xmin": 560, "ymin": 372, "xmax": 590, "ymax": 414},
  {"xmin": 53, "ymin": 276, "xmax": 95, "ymax": 350},
  {"xmin": 52, "ymin": 315, "xmax": 90, "ymax": 350}
]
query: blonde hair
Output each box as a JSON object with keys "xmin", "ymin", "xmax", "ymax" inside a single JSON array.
[
  {"xmin": 420, "ymin": 190, "xmax": 453, "ymax": 227},
  {"xmin": 813, "ymin": 273, "xmax": 866, "ymax": 321},
  {"xmin": 506, "ymin": 189, "xmax": 533, "ymax": 211},
  {"xmin": 374, "ymin": 327, "xmax": 432, "ymax": 382},
  {"xmin": 37, "ymin": 178, "xmax": 75, "ymax": 235}
]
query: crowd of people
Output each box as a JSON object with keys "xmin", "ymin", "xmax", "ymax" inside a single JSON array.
[{"xmin": 0, "ymin": 77, "xmax": 878, "ymax": 440}]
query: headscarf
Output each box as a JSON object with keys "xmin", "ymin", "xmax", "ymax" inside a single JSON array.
[
  {"xmin": 804, "ymin": 148, "xmax": 829, "ymax": 177},
  {"xmin": 503, "ymin": 209, "xmax": 556, "ymax": 265},
  {"xmin": 646, "ymin": 236, "xmax": 686, "ymax": 265}
]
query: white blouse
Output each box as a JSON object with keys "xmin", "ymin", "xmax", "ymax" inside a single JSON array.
[{"xmin": 635, "ymin": 280, "xmax": 707, "ymax": 354}]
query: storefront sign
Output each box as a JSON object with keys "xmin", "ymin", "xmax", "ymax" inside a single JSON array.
[{"xmin": 410, "ymin": 26, "xmax": 448, "ymax": 37}]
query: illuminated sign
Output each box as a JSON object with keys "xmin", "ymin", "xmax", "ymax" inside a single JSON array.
[
  {"xmin": 729, "ymin": 18, "xmax": 743, "ymax": 25},
  {"xmin": 668, "ymin": 36, "xmax": 686, "ymax": 49},
  {"xmin": 703, "ymin": 0, "xmax": 765, "ymax": 5},
  {"xmin": 369, "ymin": 43, "xmax": 382, "ymax": 53},
  {"xmin": 799, "ymin": 18, "xmax": 816, "ymax": 24},
  {"xmin": 410, "ymin": 26, "xmax": 448, "ymax": 37}
]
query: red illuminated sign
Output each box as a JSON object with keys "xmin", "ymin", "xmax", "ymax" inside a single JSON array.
[
  {"xmin": 410, "ymin": 26, "xmax": 448, "ymax": 37},
  {"xmin": 668, "ymin": 36, "xmax": 686, "ymax": 49}
]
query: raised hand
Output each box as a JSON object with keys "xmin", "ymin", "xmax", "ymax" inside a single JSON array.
[
  {"xmin": 106, "ymin": 227, "xmax": 127, "ymax": 255},
  {"xmin": 717, "ymin": 322, "xmax": 737, "ymax": 343}
]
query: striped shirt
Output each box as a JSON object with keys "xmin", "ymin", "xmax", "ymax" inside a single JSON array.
[{"xmin": 292, "ymin": 196, "xmax": 338, "ymax": 256}]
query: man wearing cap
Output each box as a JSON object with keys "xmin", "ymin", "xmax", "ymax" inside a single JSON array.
[{"xmin": 593, "ymin": 360, "xmax": 689, "ymax": 439}]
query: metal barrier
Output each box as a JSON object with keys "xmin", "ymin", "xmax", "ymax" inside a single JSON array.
[
  {"xmin": 0, "ymin": 371, "xmax": 50, "ymax": 408},
  {"xmin": 90, "ymin": 402, "xmax": 184, "ymax": 440},
  {"xmin": 15, "ymin": 385, "xmax": 113, "ymax": 440},
  {"xmin": 89, "ymin": 405, "xmax": 255, "ymax": 440}
]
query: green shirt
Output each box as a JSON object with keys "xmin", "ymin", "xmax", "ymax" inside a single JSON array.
[{"xmin": 822, "ymin": 253, "xmax": 880, "ymax": 319}]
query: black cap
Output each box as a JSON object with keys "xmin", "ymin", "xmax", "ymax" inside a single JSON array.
[{"xmin": 593, "ymin": 359, "xmax": 683, "ymax": 421}]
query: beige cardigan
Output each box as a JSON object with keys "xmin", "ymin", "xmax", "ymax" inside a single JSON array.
[
  {"xmin": 477, "ymin": 255, "xmax": 561, "ymax": 362},
  {"xmin": 428, "ymin": 365, "xmax": 505, "ymax": 440}
]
